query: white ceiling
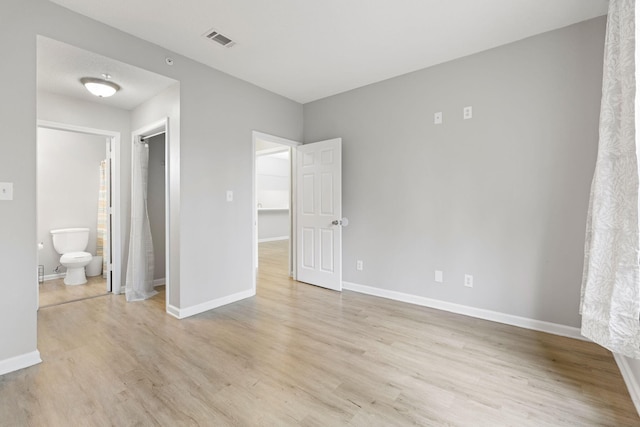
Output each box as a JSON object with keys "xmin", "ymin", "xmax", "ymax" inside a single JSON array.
[
  {"xmin": 37, "ymin": 36, "xmax": 177, "ymax": 110},
  {"xmin": 49, "ymin": 0, "xmax": 608, "ymax": 104}
]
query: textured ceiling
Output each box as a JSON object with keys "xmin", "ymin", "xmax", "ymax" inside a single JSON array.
[
  {"xmin": 48, "ymin": 0, "xmax": 608, "ymax": 103},
  {"xmin": 37, "ymin": 36, "xmax": 177, "ymax": 111}
]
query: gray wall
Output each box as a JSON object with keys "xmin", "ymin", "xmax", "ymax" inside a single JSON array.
[
  {"xmin": 147, "ymin": 133, "xmax": 166, "ymax": 281},
  {"xmin": 304, "ymin": 17, "xmax": 605, "ymax": 328},
  {"xmin": 1, "ymin": 0, "xmax": 302, "ymax": 367},
  {"xmin": 258, "ymin": 211, "xmax": 290, "ymax": 241},
  {"xmin": 37, "ymin": 127, "xmax": 106, "ymax": 275}
]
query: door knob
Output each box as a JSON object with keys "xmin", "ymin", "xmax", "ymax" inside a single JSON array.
[{"xmin": 331, "ymin": 218, "xmax": 349, "ymax": 226}]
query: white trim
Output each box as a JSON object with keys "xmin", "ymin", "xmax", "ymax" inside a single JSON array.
[
  {"xmin": 37, "ymin": 120, "xmax": 121, "ymax": 297},
  {"xmin": 342, "ymin": 281, "xmax": 585, "ymax": 341},
  {"xmin": 167, "ymin": 304, "xmax": 180, "ymax": 319},
  {"xmin": 167, "ymin": 289, "xmax": 255, "ymax": 319},
  {"xmin": 0, "ymin": 351, "xmax": 42, "ymax": 376},
  {"xmin": 614, "ymin": 354, "xmax": 640, "ymax": 417},
  {"xmin": 258, "ymin": 236, "xmax": 289, "ymax": 243},
  {"xmin": 153, "ymin": 278, "xmax": 166, "ymax": 287},
  {"xmin": 42, "ymin": 273, "xmax": 65, "ymax": 281}
]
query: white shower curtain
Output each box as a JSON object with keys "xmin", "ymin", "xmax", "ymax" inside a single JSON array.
[
  {"xmin": 97, "ymin": 160, "xmax": 108, "ymax": 278},
  {"xmin": 580, "ymin": 0, "xmax": 639, "ymax": 358},
  {"xmin": 125, "ymin": 140, "xmax": 157, "ymax": 302}
]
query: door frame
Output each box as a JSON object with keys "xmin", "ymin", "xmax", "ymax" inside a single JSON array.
[
  {"xmin": 132, "ymin": 118, "xmax": 171, "ymax": 313},
  {"xmin": 37, "ymin": 120, "xmax": 121, "ymax": 294},
  {"xmin": 251, "ymin": 131, "xmax": 301, "ymax": 293}
]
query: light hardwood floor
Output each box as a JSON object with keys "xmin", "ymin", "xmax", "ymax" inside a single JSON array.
[
  {"xmin": 39, "ymin": 275, "xmax": 108, "ymax": 308},
  {"xmin": 1, "ymin": 240, "xmax": 638, "ymax": 426}
]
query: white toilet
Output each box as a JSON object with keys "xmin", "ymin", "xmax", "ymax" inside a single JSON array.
[{"xmin": 50, "ymin": 228, "xmax": 92, "ymax": 286}]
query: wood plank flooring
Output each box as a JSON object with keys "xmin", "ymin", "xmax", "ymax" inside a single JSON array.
[
  {"xmin": 1, "ymin": 240, "xmax": 638, "ymax": 426},
  {"xmin": 39, "ymin": 275, "xmax": 108, "ymax": 308}
]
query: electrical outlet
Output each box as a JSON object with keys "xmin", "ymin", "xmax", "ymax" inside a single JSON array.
[
  {"xmin": 464, "ymin": 274, "xmax": 473, "ymax": 288},
  {"xmin": 356, "ymin": 260, "xmax": 363, "ymax": 271},
  {"xmin": 435, "ymin": 270, "xmax": 443, "ymax": 283},
  {"xmin": 434, "ymin": 112, "xmax": 443, "ymax": 125},
  {"xmin": 463, "ymin": 106, "xmax": 473, "ymax": 120}
]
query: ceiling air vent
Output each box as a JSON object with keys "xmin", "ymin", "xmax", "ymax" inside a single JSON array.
[{"xmin": 203, "ymin": 29, "xmax": 235, "ymax": 47}]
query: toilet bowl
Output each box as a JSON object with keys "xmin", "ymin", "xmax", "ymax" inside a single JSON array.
[{"xmin": 50, "ymin": 228, "xmax": 92, "ymax": 286}]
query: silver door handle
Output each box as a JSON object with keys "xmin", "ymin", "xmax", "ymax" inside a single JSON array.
[{"xmin": 331, "ymin": 218, "xmax": 349, "ymax": 226}]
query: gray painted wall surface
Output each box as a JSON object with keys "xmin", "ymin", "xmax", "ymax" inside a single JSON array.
[
  {"xmin": 147, "ymin": 134, "xmax": 166, "ymax": 281},
  {"xmin": 1, "ymin": 0, "xmax": 302, "ymax": 365},
  {"xmin": 37, "ymin": 128, "xmax": 106, "ymax": 275},
  {"xmin": 258, "ymin": 211, "xmax": 290, "ymax": 241},
  {"xmin": 304, "ymin": 17, "xmax": 605, "ymax": 328}
]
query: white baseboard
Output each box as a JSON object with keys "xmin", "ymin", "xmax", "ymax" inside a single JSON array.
[
  {"xmin": 153, "ymin": 278, "xmax": 166, "ymax": 287},
  {"xmin": 167, "ymin": 288, "xmax": 255, "ymax": 319},
  {"xmin": 42, "ymin": 273, "xmax": 65, "ymax": 281},
  {"xmin": 167, "ymin": 304, "xmax": 180, "ymax": 319},
  {"xmin": 342, "ymin": 281, "xmax": 584, "ymax": 341},
  {"xmin": 0, "ymin": 350, "xmax": 42, "ymax": 376},
  {"xmin": 258, "ymin": 236, "xmax": 289, "ymax": 243},
  {"xmin": 614, "ymin": 354, "xmax": 640, "ymax": 416}
]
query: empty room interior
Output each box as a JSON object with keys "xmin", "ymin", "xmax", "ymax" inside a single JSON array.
[{"xmin": 2, "ymin": 0, "xmax": 640, "ymax": 425}]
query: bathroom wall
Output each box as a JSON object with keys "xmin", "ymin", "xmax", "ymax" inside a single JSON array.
[
  {"xmin": 37, "ymin": 127, "xmax": 107, "ymax": 276},
  {"xmin": 38, "ymin": 90, "xmax": 132, "ymax": 283},
  {"xmin": 256, "ymin": 151, "xmax": 290, "ymax": 241},
  {"xmin": 147, "ymin": 133, "xmax": 166, "ymax": 282}
]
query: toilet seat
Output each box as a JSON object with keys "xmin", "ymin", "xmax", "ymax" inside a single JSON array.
[{"xmin": 60, "ymin": 251, "xmax": 92, "ymax": 265}]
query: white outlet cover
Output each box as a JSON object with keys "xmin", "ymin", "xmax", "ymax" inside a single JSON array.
[
  {"xmin": 464, "ymin": 274, "xmax": 473, "ymax": 287},
  {"xmin": 463, "ymin": 106, "xmax": 472, "ymax": 120},
  {"xmin": 435, "ymin": 270, "xmax": 443, "ymax": 283},
  {"xmin": 434, "ymin": 112, "xmax": 442, "ymax": 125},
  {"xmin": 226, "ymin": 190, "xmax": 233, "ymax": 202},
  {"xmin": 356, "ymin": 260, "xmax": 363, "ymax": 271}
]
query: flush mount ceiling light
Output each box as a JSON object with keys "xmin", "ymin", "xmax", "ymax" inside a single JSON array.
[{"xmin": 80, "ymin": 75, "xmax": 120, "ymax": 98}]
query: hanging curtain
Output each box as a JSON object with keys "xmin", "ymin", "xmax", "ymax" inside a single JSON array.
[
  {"xmin": 125, "ymin": 140, "xmax": 157, "ymax": 302},
  {"xmin": 97, "ymin": 160, "xmax": 108, "ymax": 278},
  {"xmin": 581, "ymin": 0, "xmax": 639, "ymax": 358}
]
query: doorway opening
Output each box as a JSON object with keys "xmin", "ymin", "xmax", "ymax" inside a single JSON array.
[
  {"xmin": 132, "ymin": 119, "xmax": 170, "ymax": 312},
  {"xmin": 252, "ymin": 132, "xmax": 300, "ymax": 292},
  {"xmin": 36, "ymin": 121, "xmax": 121, "ymax": 308}
]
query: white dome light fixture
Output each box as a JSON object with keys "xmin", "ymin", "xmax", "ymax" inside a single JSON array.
[{"xmin": 80, "ymin": 76, "xmax": 120, "ymax": 98}]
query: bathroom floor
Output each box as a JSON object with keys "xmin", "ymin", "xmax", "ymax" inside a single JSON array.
[{"xmin": 39, "ymin": 275, "xmax": 109, "ymax": 308}]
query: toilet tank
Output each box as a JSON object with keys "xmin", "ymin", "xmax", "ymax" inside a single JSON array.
[{"xmin": 50, "ymin": 228, "xmax": 90, "ymax": 254}]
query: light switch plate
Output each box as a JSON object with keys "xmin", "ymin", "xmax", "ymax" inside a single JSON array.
[
  {"xmin": 435, "ymin": 270, "xmax": 443, "ymax": 283},
  {"xmin": 226, "ymin": 190, "xmax": 233, "ymax": 202},
  {"xmin": 0, "ymin": 182, "xmax": 13, "ymax": 200},
  {"xmin": 434, "ymin": 112, "xmax": 443, "ymax": 125}
]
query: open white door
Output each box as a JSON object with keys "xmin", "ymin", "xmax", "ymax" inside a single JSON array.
[{"xmin": 296, "ymin": 138, "xmax": 343, "ymax": 291}]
